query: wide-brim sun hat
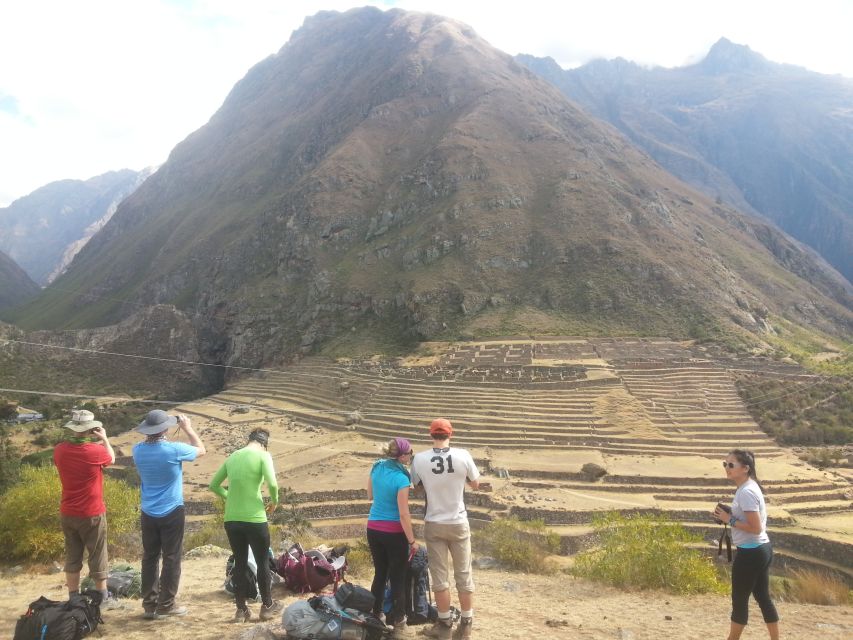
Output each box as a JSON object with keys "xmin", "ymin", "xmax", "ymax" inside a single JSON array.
[
  {"xmin": 429, "ymin": 418, "xmax": 453, "ymax": 437},
  {"xmin": 63, "ymin": 409, "xmax": 103, "ymax": 432},
  {"xmin": 137, "ymin": 409, "xmax": 178, "ymax": 435}
]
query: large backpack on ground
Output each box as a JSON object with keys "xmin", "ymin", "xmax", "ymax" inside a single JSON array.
[
  {"xmin": 406, "ymin": 546, "xmax": 438, "ymax": 624},
  {"xmin": 82, "ymin": 563, "xmax": 141, "ymax": 599},
  {"xmin": 224, "ymin": 547, "xmax": 278, "ymax": 601},
  {"xmin": 382, "ymin": 546, "xmax": 438, "ymax": 624},
  {"xmin": 13, "ymin": 590, "xmax": 103, "ymax": 640},
  {"xmin": 283, "ymin": 594, "xmax": 388, "ymax": 640},
  {"xmin": 279, "ymin": 543, "xmax": 347, "ymax": 593}
]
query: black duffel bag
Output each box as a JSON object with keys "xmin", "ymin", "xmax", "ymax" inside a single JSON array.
[{"xmin": 334, "ymin": 581, "xmax": 375, "ymax": 614}]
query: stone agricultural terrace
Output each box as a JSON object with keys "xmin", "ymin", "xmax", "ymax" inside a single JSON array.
[{"xmin": 113, "ymin": 338, "xmax": 852, "ymax": 583}]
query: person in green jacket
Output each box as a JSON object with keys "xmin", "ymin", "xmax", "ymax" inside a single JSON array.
[{"xmin": 209, "ymin": 427, "xmax": 281, "ymax": 622}]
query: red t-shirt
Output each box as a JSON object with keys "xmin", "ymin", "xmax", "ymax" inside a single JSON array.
[{"xmin": 53, "ymin": 442, "xmax": 113, "ymax": 517}]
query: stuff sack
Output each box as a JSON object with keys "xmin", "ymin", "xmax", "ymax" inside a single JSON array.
[
  {"xmin": 282, "ymin": 598, "xmax": 367, "ymax": 640},
  {"xmin": 224, "ymin": 547, "xmax": 277, "ymax": 601},
  {"xmin": 283, "ymin": 595, "xmax": 388, "ymax": 640},
  {"xmin": 279, "ymin": 543, "xmax": 347, "ymax": 593},
  {"xmin": 335, "ymin": 582, "xmax": 375, "ymax": 614},
  {"xmin": 13, "ymin": 590, "xmax": 103, "ymax": 640}
]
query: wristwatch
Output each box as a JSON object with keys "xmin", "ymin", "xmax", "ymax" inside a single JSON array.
[{"xmin": 729, "ymin": 516, "xmax": 738, "ymax": 527}]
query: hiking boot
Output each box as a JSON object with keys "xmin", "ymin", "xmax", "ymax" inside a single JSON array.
[
  {"xmin": 101, "ymin": 597, "xmax": 124, "ymax": 611},
  {"xmin": 452, "ymin": 617, "xmax": 473, "ymax": 640},
  {"xmin": 259, "ymin": 600, "xmax": 283, "ymax": 621},
  {"xmin": 392, "ymin": 621, "xmax": 413, "ymax": 638},
  {"xmin": 232, "ymin": 607, "xmax": 251, "ymax": 623},
  {"xmin": 420, "ymin": 619, "xmax": 453, "ymax": 639},
  {"xmin": 155, "ymin": 605, "xmax": 188, "ymax": 618}
]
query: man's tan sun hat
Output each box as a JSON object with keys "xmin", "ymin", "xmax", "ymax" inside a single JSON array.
[{"xmin": 63, "ymin": 409, "xmax": 103, "ymax": 432}]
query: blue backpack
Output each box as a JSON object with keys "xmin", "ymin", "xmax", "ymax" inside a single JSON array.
[{"xmin": 383, "ymin": 547, "xmax": 437, "ymax": 624}]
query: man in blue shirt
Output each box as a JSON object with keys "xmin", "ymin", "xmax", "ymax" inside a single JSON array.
[{"xmin": 133, "ymin": 410, "xmax": 205, "ymax": 619}]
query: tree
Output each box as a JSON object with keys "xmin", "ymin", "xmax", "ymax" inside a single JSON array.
[
  {"xmin": 0, "ymin": 401, "xmax": 16, "ymax": 422},
  {"xmin": 0, "ymin": 428, "xmax": 21, "ymax": 492}
]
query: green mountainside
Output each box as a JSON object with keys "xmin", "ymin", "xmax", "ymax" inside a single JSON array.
[
  {"xmin": 8, "ymin": 9, "xmax": 852, "ymax": 370},
  {"xmin": 0, "ymin": 250, "xmax": 39, "ymax": 312},
  {"xmin": 517, "ymin": 38, "xmax": 853, "ymax": 283}
]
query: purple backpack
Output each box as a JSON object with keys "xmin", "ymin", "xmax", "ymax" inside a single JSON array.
[{"xmin": 278, "ymin": 543, "xmax": 346, "ymax": 593}]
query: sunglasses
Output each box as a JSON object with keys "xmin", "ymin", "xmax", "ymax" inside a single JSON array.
[{"xmin": 722, "ymin": 461, "xmax": 739, "ymax": 469}]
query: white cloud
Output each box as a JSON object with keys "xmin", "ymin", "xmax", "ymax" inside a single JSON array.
[{"xmin": 1, "ymin": 0, "xmax": 851, "ymax": 206}]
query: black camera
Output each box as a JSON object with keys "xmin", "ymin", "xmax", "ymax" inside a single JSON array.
[{"xmin": 713, "ymin": 502, "xmax": 732, "ymax": 525}]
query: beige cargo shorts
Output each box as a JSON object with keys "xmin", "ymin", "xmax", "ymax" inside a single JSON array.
[{"xmin": 424, "ymin": 521, "xmax": 474, "ymax": 593}]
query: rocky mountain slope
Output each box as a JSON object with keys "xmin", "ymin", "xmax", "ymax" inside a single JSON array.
[
  {"xmin": 0, "ymin": 169, "xmax": 152, "ymax": 285},
  {"xmin": 9, "ymin": 8, "xmax": 852, "ymax": 372},
  {"xmin": 0, "ymin": 250, "xmax": 39, "ymax": 312},
  {"xmin": 0, "ymin": 305, "xmax": 216, "ymax": 399},
  {"xmin": 517, "ymin": 38, "xmax": 853, "ymax": 282}
]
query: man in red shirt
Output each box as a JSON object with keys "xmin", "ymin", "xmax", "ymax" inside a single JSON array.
[{"xmin": 53, "ymin": 409, "xmax": 115, "ymax": 602}]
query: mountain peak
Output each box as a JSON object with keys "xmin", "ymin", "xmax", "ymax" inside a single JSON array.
[{"xmin": 700, "ymin": 37, "xmax": 772, "ymax": 74}]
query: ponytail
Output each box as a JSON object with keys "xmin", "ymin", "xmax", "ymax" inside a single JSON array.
[
  {"xmin": 730, "ymin": 449, "xmax": 764, "ymax": 493},
  {"xmin": 380, "ymin": 437, "xmax": 412, "ymax": 459}
]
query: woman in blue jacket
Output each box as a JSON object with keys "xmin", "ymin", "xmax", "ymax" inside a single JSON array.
[{"xmin": 366, "ymin": 437, "xmax": 418, "ymax": 636}]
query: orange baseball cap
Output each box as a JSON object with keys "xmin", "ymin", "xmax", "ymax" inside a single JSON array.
[{"xmin": 430, "ymin": 418, "xmax": 453, "ymax": 436}]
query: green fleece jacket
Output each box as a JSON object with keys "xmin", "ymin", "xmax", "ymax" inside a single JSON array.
[{"xmin": 209, "ymin": 446, "xmax": 279, "ymax": 523}]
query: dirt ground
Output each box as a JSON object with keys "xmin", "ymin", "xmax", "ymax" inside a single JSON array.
[{"xmin": 2, "ymin": 552, "xmax": 851, "ymax": 640}]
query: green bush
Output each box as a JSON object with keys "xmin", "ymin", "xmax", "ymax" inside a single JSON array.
[
  {"xmin": 572, "ymin": 512, "xmax": 727, "ymax": 594},
  {"xmin": 0, "ymin": 464, "xmax": 140, "ymax": 561},
  {"xmin": 477, "ymin": 516, "xmax": 560, "ymax": 573},
  {"xmin": 21, "ymin": 449, "xmax": 54, "ymax": 467}
]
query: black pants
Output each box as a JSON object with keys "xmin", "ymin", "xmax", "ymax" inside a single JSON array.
[
  {"xmin": 367, "ymin": 527, "xmax": 408, "ymax": 625},
  {"xmin": 224, "ymin": 520, "xmax": 272, "ymax": 609},
  {"xmin": 731, "ymin": 543, "xmax": 779, "ymax": 625},
  {"xmin": 141, "ymin": 506, "xmax": 185, "ymax": 614}
]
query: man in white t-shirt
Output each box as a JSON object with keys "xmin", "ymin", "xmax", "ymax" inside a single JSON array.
[{"xmin": 410, "ymin": 418, "xmax": 480, "ymax": 640}]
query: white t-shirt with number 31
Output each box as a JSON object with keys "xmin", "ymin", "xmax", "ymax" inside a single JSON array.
[{"xmin": 411, "ymin": 447, "xmax": 481, "ymax": 524}]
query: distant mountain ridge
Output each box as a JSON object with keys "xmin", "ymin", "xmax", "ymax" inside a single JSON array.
[
  {"xmin": 8, "ymin": 9, "xmax": 852, "ymax": 371},
  {"xmin": 0, "ymin": 250, "xmax": 39, "ymax": 311},
  {"xmin": 517, "ymin": 37, "xmax": 853, "ymax": 282},
  {"xmin": 0, "ymin": 169, "xmax": 153, "ymax": 285}
]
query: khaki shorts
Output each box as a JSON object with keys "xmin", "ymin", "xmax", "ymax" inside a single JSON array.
[
  {"xmin": 424, "ymin": 521, "xmax": 474, "ymax": 593},
  {"xmin": 61, "ymin": 514, "xmax": 108, "ymax": 579}
]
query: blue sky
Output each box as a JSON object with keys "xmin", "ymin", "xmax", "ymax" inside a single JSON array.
[{"xmin": 1, "ymin": 0, "xmax": 851, "ymax": 207}]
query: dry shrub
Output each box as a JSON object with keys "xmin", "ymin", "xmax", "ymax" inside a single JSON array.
[
  {"xmin": 185, "ymin": 499, "xmax": 228, "ymax": 551},
  {"xmin": 783, "ymin": 569, "xmax": 851, "ymax": 605},
  {"xmin": 477, "ymin": 516, "xmax": 560, "ymax": 573},
  {"xmin": 343, "ymin": 538, "xmax": 373, "ymax": 578}
]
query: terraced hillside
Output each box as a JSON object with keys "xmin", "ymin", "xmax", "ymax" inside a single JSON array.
[{"xmin": 110, "ymin": 338, "xmax": 852, "ymax": 582}]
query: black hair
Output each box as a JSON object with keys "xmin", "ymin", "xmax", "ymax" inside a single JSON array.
[
  {"xmin": 729, "ymin": 449, "xmax": 764, "ymax": 493},
  {"xmin": 249, "ymin": 428, "xmax": 270, "ymax": 449}
]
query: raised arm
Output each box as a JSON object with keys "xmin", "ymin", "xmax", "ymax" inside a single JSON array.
[
  {"xmin": 91, "ymin": 427, "xmax": 115, "ymax": 465},
  {"xmin": 177, "ymin": 414, "xmax": 206, "ymax": 457}
]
